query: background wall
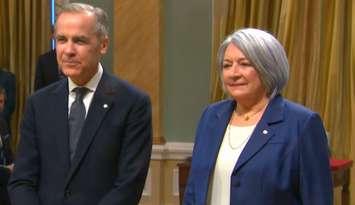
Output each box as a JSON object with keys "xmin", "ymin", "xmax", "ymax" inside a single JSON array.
[
  {"xmin": 74, "ymin": 0, "xmax": 114, "ymax": 73},
  {"xmin": 163, "ymin": 0, "xmax": 212, "ymax": 142},
  {"xmin": 78, "ymin": 0, "xmax": 212, "ymax": 143}
]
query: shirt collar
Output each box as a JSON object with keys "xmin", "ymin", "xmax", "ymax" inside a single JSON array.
[{"xmin": 68, "ymin": 63, "xmax": 103, "ymax": 93}]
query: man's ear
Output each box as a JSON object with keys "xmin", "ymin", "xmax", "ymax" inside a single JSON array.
[{"xmin": 100, "ymin": 36, "xmax": 109, "ymax": 55}]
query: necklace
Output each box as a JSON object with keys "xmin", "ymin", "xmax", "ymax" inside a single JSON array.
[
  {"xmin": 234, "ymin": 103, "xmax": 268, "ymax": 121},
  {"xmin": 227, "ymin": 123, "xmax": 253, "ymax": 150}
]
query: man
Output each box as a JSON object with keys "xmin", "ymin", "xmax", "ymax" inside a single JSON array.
[
  {"xmin": 34, "ymin": 48, "xmax": 63, "ymax": 91},
  {"xmin": 8, "ymin": 3, "xmax": 152, "ymax": 205},
  {"xmin": 0, "ymin": 87, "xmax": 13, "ymax": 205},
  {"xmin": 0, "ymin": 69, "xmax": 15, "ymax": 126}
]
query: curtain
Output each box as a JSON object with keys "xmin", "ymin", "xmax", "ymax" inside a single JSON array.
[
  {"xmin": 212, "ymin": 0, "xmax": 354, "ymax": 204},
  {"xmin": 0, "ymin": 0, "xmax": 51, "ymax": 150}
]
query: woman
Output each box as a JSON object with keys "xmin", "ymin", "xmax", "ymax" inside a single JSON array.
[{"xmin": 183, "ymin": 28, "xmax": 332, "ymax": 205}]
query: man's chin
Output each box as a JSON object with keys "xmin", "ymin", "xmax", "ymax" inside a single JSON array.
[{"xmin": 62, "ymin": 69, "xmax": 79, "ymax": 76}]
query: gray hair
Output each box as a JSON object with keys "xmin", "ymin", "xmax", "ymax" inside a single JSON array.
[
  {"xmin": 55, "ymin": 3, "xmax": 109, "ymax": 38},
  {"xmin": 217, "ymin": 28, "xmax": 289, "ymax": 98}
]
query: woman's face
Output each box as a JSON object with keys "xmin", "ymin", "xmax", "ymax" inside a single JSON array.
[{"xmin": 222, "ymin": 43, "xmax": 267, "ymax": 102}]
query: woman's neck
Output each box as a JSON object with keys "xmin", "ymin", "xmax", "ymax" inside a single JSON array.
[{"xmin": 231, "ymin": 96, "xmax": 270, "ymax": 126}]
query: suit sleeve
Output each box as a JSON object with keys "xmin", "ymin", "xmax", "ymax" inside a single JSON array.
[
  {"xmin": 34, "ymin": 56, "xmax": 44, "ymax": 91},
  {"xmin": 98, "ymin": 94, "xmax": 152, "ymax": 205},
  {"xmin": 7, "ymin": 97, "xmax": 40, "ymax": 205},
  {"xmin": 299, "ymin": 113, "xmax": 333, "ymax": 204},
  {"xmin": 2, "ymin": 72, "xmax": 15, "ymax": 123},
  {"xmin": 3, "ymin": 130, "xmax": 13, "ymax": 165}
]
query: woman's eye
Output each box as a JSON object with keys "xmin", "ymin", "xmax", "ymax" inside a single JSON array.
[
  {"xmin": 222, "ymin": 64, "xmax": 231, "ymax": 68},
  {"xmin": 239, "ymin": 62, "xmax": 252, "ymax": 67}
]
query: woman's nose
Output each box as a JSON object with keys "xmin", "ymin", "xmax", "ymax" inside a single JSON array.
[{"xmin": 231, "ymin": 63, "xmax": 242, "ymax": 74}]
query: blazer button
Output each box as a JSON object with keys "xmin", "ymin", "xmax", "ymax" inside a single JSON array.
[{"xmin": 64, "ymin": 190, "xmax": 72, "ymax": 198}]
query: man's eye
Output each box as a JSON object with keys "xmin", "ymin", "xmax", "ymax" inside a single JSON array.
[
  {"xmin": 75, "ymin": 39, "xmax": 88, "ymax": 44},
  {"xmin": 56, "ymin": 38, "xmax": 66, "ymax": 43}
]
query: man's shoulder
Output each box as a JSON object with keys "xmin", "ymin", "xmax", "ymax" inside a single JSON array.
[
  {"xmin": 31, "ymin": 79, "xmax": 67, "ymax": 99},
  {"xmin": 101, "ymin": 72, "xmax": 149, "ymax": 99},
  {"xmin": 38, "ymin": 49, "xmax": 56, "ymax": 60},
  {"xmin": 0, "ymin": 70, "xmax": 15, "ymax": 79}
]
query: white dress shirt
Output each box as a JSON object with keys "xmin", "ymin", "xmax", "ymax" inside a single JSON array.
[{"xmin": 68, "ymin": 63, "xmax": 103, "ymax": 117}]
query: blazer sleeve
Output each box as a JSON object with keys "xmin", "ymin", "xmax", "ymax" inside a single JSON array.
[
  {"xmin": 183, "ymin": 106, "xmax": 210, "ymax": 205},
  {"xmin": 299, "ymin": 113, "xmax": 333, "ymax": 204},
  {"xmin": 8, "ymin": 97, "xmax": 40, "ymax": 205},
  {"xmin": 98, "ymin": 94, "xmax": 152, "ymax": 205}
]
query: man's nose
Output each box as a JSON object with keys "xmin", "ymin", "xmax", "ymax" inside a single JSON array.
[{"xmin": 63, "ymin": 42, "xmax": 76, "ymax": 55}]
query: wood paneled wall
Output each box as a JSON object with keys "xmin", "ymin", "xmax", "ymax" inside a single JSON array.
[{"xmin": 114, "ymin": 0, "xmax": 164, "ymax": 144}]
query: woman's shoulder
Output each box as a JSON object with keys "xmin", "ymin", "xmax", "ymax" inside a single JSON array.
[
  {"xmin": 282, "ymin": 98, "xmax": 318, "ymax": 118},
  {"xmin": 205, "ymin": 99, "xmax": 234, "ymax": 113}
]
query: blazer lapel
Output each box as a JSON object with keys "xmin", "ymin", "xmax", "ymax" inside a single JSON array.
[
  {"xmin": 233, "ymin": 95, "xmax": 285, "ymax": 172},
  {"xmin": 65, "ymin": 73, "xmax": 114, "ymax": 186},
  {"xmin": 52, "ymin": 79, "xmax": 71, "ymax": 172},
  {"xmin": 206, "ymin": 100, "xmax": 235, "ymax": 171}
]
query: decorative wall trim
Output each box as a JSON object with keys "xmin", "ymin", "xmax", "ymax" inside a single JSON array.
[
  {"xmin": 142, "ymin": 168, "xmax": 152, "ymax": 196},
  {"xmin": 152, "ymin": 142, "xmax": 194, "ymax": 160},
  {"xmin": 172, "ymin": 168, "xmax": 179, "ymax": 196}
]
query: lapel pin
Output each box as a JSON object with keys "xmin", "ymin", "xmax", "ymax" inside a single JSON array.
[
  {"xmin": 262, "ymin": 130, "xmax": 268, "ymax": 135},
  {"xmin": 103, "ymin": 104, "xmax": 108, "ymax": 109}
]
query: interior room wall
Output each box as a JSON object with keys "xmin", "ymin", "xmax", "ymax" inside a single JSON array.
[
  {"xmin": 74, "ymin": 0, "xmax": 212, "ymax": 143},
  {"xmin": 163, "ymin": 0, "xmax": 212, "ymax": 142},
  {"xmin": 73, "ymin": 0, "xmax": 114, "ymax": 73}
]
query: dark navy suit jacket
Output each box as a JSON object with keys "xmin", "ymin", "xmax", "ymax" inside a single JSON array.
[
  {"xmin": 34, "ymin": 49, "xmax": 61, "ymax": 91},
  {"xmin": 0, "ymin": 116, "xmax": 12, "ymax": 205},
  {"xmin": 0, "ymin": 70, "xmax": 15, "ymax": 125},
  {"xmin": 8, "ymin": 72, "xmax": 152, "ymax": 205},
  {"xmin": 183, "ymin": 95, "xmax": 332, "ymax": 205}
]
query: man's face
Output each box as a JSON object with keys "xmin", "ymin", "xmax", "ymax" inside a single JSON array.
[
  {"xmin": 0, "ymin": 94, "xmax": 5, "ymax": 113},
  {"xmin": 55, "ymin": 12, "xmax": 108, "ymax": 85}
]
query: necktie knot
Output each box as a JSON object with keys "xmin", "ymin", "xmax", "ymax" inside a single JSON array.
[{"xmin": 74, "ymin": 87, "xmax": 89, "ymax": 102}]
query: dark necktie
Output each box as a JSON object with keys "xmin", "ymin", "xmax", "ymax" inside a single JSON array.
[{"xmin": 69, "ymin": 87, "xmax": 89, "ymax": 161}]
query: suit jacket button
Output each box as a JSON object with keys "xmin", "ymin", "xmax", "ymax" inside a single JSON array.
[{"xmin": 64, "ymin": 190, "xmax": 71, "ymax": 198}]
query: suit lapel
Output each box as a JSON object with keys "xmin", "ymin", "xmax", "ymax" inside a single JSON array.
[
  {"xmin": 233, "ymin": 95, "xmax": 285, "ymax": 172},
  {"xmin": 51, "ymin": 79, "xmax": 71, "ymax": 172},
  {"xmin": 65, "ymin": 73, "xmax": 114, "ymax": 186}
]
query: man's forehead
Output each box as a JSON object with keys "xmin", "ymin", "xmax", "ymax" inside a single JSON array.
[
  {"xmin": 57, "ymin": 11, "xmax": 95, "ymax": 23},
  {"xmin": 55, "ymin": 32, "xmax": 92, "ymax": 38},
  {"xmin": 56, "ymin": 13, "xmax": 96, "ymax": 33}
]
